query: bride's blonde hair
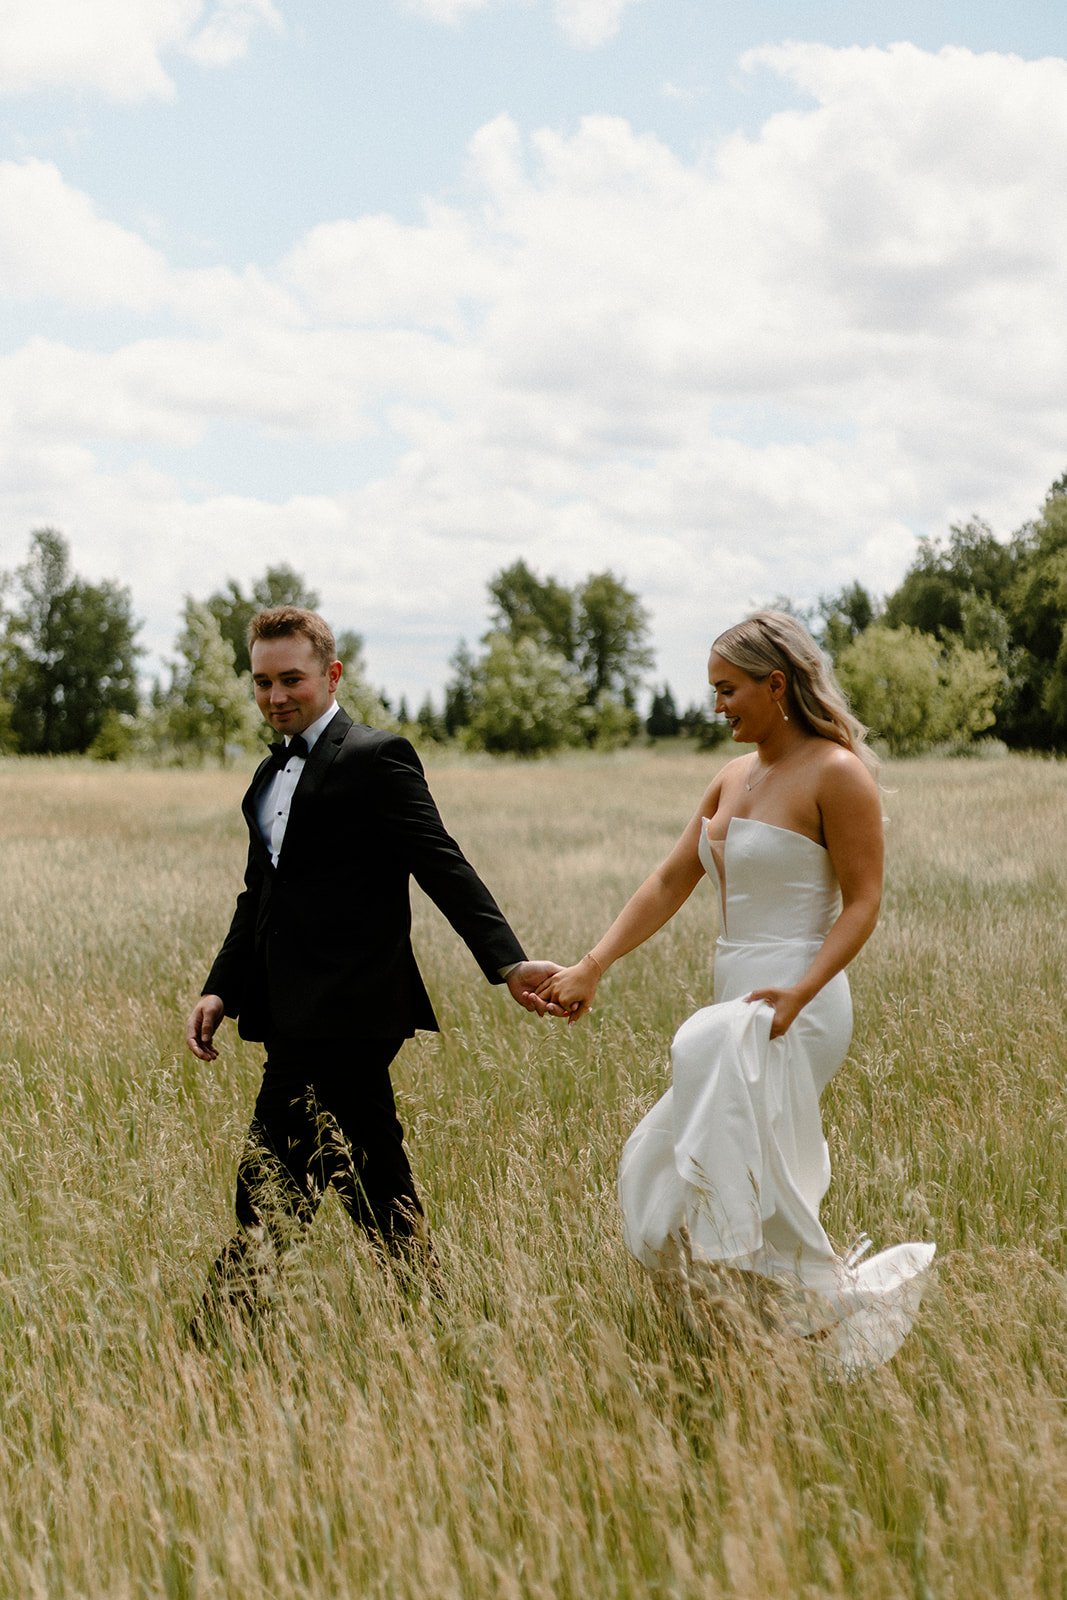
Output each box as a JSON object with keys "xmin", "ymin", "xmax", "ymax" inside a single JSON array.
[{"xmin": 712, "ymin": 610, "xmax": 878, "ymax": 772}]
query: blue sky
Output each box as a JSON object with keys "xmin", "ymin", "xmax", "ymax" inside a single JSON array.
[{"xmin": 2, "ymin": 1, "xmax": 1066, "ymax": 708}]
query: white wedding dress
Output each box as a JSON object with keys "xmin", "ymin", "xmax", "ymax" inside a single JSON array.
[{"xmin": 619, "ymin": 816, "xmax": 935, "ymax": 1374}]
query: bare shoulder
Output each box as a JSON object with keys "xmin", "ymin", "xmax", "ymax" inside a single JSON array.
[
  {"xmin": 717, "ymin": 752, "xmax": 752, "ymax": 792},
  {"xmin": 700, "ymin": 753, "xmax": 748, "ymax": 815},
  {"xmin": 815, "ymin": 744, "xmax": 881, "ymax": 819},
  {"xmin": 720, "ymin": 752, "xmax": 751, "ymax": 780}
]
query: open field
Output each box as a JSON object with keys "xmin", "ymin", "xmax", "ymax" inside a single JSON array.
[{"xmin": 0, "ymin": 748, "xmax": 1063, "ymax": 1599}]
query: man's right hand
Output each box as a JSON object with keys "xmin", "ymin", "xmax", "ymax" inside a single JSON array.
[
  {"xmin": 186, "ymin": 994, "xmax": 225, "ymax": 1060},
  {"xmin": 505, "ymin": 960, "xmax": 569, "ymax": 1017}
]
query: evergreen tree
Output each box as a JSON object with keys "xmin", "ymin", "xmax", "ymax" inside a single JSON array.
[
  {"xmin": 646, "ymin": 685, "xmax": 681, "ymax": 738},
  {"xmin": 415, "ymin": 696, "xmax": 447, "ymax": 743},
  {"xmin": 443, "ymin": 640, "xmax": 477, "ymax": 736}
]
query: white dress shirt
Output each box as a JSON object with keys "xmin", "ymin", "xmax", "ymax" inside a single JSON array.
[{"xmin": 255, "ymin": 700, "xmax": 340, "ymax": 866}]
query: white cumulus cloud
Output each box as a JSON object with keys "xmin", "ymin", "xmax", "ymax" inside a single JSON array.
[
  {"xmin": 3, "ymin": 43, "xmax": 1067, "ymax": 703},
  {"xmin": 0, "ymin": 0, "xmax": 284, "ymax": 100},
  {"xmin": 0, "ymin": 159, "xmax": 172, "ymax": 306},
  {"xmin": 182, "ymin": 0, "xmax": 283, "ymax": 66},
  {"xmin": 554, "ymin": 0, "xmax": 640, "ymax": 49},
  {"xmin": 400, "ymin": 0, "xmax": 640, "ymax": 47}
]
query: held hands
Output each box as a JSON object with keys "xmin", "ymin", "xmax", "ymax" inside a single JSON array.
[
  {"xmin": 185, "ymin": 994, "xmax": 225, "ymax": 1060},
  {"xmin": 505, "ymin": 961, "xmax": 570, "ymax": 1017},
  {"xmin": 535, "ymin": 953, "xmax": 602, "ymax": 1024},
  {"xmin": 744, "ymin": 985, "xmax": 805, "ymax": 1039}
]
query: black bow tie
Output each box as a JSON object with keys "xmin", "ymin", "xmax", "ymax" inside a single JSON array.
[{"xmin": 267, "ymin": 734, "xmax": 308, "ymax": 769}]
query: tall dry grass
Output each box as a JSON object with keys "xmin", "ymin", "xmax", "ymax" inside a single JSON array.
[{"xmin": 0, "ymin": 749, "xmax": 1062, "ymax": 1598}]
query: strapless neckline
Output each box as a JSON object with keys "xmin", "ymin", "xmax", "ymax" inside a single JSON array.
[{"xmin": 705, "ymin": 815, "xmax": 827, "ymax": 854}]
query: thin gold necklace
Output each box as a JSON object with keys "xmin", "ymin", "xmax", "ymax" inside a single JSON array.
[{"xmin": 745, "ymin": 743, "xmax": 805, "ymax": 791}]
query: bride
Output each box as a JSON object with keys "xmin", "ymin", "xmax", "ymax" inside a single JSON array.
[{"xmin": 539, "ymin": 611, "xmax": 934, "ymax": 1373}]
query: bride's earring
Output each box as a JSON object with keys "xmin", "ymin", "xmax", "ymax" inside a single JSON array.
[{"xmin": 778, "ymin": 699, "xmax": 789, "ymax": 722}]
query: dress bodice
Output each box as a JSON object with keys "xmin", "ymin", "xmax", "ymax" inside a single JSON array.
[{"xmin": 698, "ymin": 817, "xmax": 841, "ymax": 944}]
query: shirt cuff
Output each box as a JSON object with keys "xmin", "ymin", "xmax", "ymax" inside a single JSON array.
[{"xmin": 499, "ymin": 962, "xmax": 522, "ymax": 978}]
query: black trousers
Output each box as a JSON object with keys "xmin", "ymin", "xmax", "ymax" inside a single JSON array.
[{"xmin": 202, "ymin": 1032, "xmax": 425, "ymax": 1319}]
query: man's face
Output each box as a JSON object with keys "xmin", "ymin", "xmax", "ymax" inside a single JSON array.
[{"xmin": 250, "ymin": 635, "xmax": 342, "ymax": 737}]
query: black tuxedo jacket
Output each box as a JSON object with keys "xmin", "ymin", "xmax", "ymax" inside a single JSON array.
[{"xmin": 203, "ymin": 709, "xmax": 525, "ymax": 1042}]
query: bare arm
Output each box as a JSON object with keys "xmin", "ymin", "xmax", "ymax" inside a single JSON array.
[
  {"xmin": 539, "ymin": 773, "xmax": 725, "ymax": 1019},
  {"xmin": 746, "ymin": 752, "xmax": 883, "ymax": 1037}
]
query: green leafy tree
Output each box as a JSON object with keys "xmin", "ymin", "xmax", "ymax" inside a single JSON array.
[
  {"xmin": 468, "ymin": 634, "xmax": 588, "ymax": 756},
  {"xmin": 935, "ymin": 637, "xmax": 1003, "ymax": 745},
  {"xmin": 575, "ymin": 571, "xmax": 653, "ymax": 710},
  {"xmin": 1002, "ymin": 484, "xmax": 1067, "ymax": 748},
  {"xmin": 1, "ymin": 529, "xmax": 140, "ymax": 754},
  {"xmin": 808, "ymin": 475, "xmax": 1067, "ymax": 751},
  {"xmin": 333, "ymin": 628, "xmax": 394, "ymax": 728},
  {"xmin": 837, "ymin": 625, "xmax": 1000, "ymax": 755},
  {"xmin": 818, "ymin": 581, "xmax": 878, "ymax": 660},
  {"xmin": 206, "ymin": 566, "xmax": 321, "ymax": 674},
  {"xmin": 446, "ymin": 564, "xmax": 655, "ymax": 754},
  {"xmin": 873, "ymin": 513, "xmax": 1040, "ymax": 745},
  {"xmin": 487, "ymin": 561, "xmax": 575, "ymax": 659},
  {"xmin": 883, "ymin": 520, "xmax": 1015, "ymax": 639},
  {"xmin": 88, "ymin": 709, "xmax": 137, "ymax": 761},
  {"xmin": 165, "ymin": 600, "xmax": 259, "ymax": 764},
  {"xmin": 589, "ymin": 691, "xmax": 637, "ymax": 750},
  {"xmin": 0, "ymin": 693, "xmax": 15, "ymax": 754}
]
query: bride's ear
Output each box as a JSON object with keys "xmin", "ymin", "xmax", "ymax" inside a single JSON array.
[{"xmin": 767, "ymin": 668, "xmax": 787, "ymax": 701}]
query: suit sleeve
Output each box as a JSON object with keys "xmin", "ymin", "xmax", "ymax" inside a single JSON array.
[
  {"xmin": 202, "ymin": 840, "xmax": 263, "ymax": 1016},
  {"xmin": 370, "ymin": 735, "xmax": 525, "ymax": 981}
]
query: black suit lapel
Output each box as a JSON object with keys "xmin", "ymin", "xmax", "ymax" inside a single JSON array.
[{"xmin": 241, "ymin": 752, "xmax": 275, "ymax": 876}]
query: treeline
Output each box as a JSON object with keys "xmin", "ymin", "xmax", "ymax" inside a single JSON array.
[
  {"xmin": 1, "ymin": 472, "xmax": 1065, "ymax": 760},
  {"xmin": 0, "ymin": 535, "xmax": 662, "ymax": 762},
  {"xmin": 818, "ymin": 471, "xmax": 1067, "ymax": 754},
  {"xmin": 0, "ymin": 536, "xmax": 389, "ymax": 763},
  {"xmin": 643, "ymin": 471, "xmax": 1067, "ymax": 757}
]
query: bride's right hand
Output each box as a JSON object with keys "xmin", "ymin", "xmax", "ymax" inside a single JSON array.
[{"xmin": 537, "ymin": 955, "xmax": 601, "ymax": 1023}]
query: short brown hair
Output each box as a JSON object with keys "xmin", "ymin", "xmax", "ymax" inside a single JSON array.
[{"xmin": 247, "ymin": 606, "xmax": 337, "ymax": 671}]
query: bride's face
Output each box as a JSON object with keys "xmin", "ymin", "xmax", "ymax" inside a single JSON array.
[{"xmin": 709, "ymin": 651, "xmax": 775, "ymax": 743}]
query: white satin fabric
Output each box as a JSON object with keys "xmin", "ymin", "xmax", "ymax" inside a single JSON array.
[{"xmin": 618, "ymin": 817, "xmax": 934, "ymax": 1373}]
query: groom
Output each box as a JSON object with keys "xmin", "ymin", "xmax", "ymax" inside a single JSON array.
[{"xmin": 185, "ymin": 604, "xmax": 559, "ymax": 1317}]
